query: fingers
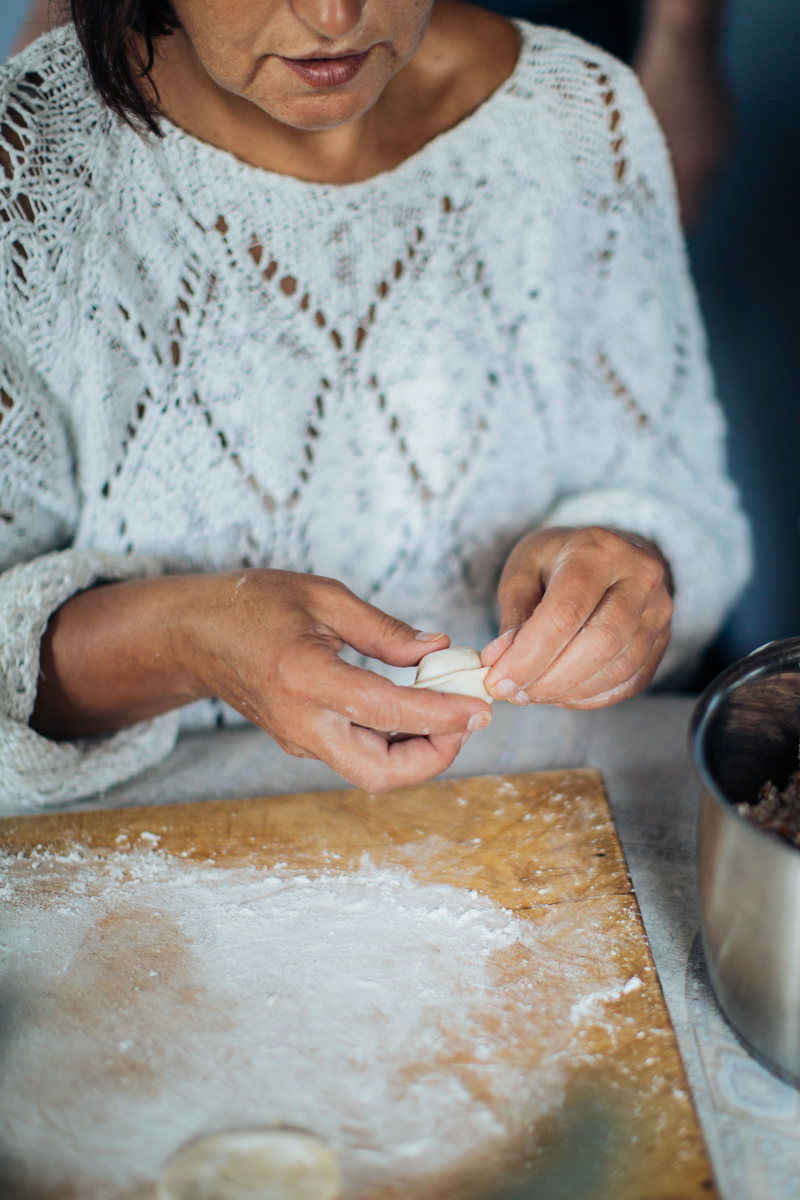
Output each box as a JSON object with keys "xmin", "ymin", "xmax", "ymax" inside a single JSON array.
[
  {"xmin": 493, "ymin": 536, "xmax": 546, "ymax": 639},
  {"xmin": 548, "ymin": 627, "xmax": 672, "ymax": 710},
  {"xmin": 201, "ymin": 567, "xmax": 492, "ymax": 792},
  {"xmin": 485, "ymin": 528, "xmax": 621, "ymax": 695},
  {"xmin": 265, "ymin": 624, "xmax": 489, "ymax": 736},
  {"xmin": 309, "ymin": 576, "xmax": 450, "ymax": 667},
  {"xmin": 515, "ymin": 573, "xmax": 668, "ymax": 701},
  {"xmin": 253, "ymin": 621, "xmax": 490, "ymax": 791},
  {"xmin": 269, "ymin": 575, "xmax": 492, "ymax": 732},
  {"xmin": 481, "ymin": 626, "xmax": 519, "ymax": 668},
  {"xmin": 271, "ymin": 703, "xmax": 472, "ymax": 795},
  {"xmin": 326, "ymin": 725, "xmax": 469, "ymax": 793},
  {"xmin": 316, "ymin": 654, "xmax": 492, "ymax": 736},
  {"xmin": 256, "ymin": 673, "xmax": 484, "ymax": 791},
  {"xmin": 524, "ymin": 594, "xmax": 671, "ymax": 707},
  {"xmin": 484, "ymin": 526, "xmax": 673, "ymax": 708}
]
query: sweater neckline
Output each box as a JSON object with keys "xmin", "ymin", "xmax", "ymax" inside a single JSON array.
[{"xmin": 154, "ymin": 19, "xmax": 531, "ymax": 197}]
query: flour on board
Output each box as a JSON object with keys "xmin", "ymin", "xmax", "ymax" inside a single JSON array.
[{"xmin": 0, "ymin": 845, "xmax": 639, "ymax": 1198}]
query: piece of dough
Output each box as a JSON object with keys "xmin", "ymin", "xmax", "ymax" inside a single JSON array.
[
  {"xmin": 157, "ymin": 1127, "xmax": 341, "ymax": 1200},
  {"xmin": 412, "ymin": 646, "xmax": 493, "ymax": 704}
]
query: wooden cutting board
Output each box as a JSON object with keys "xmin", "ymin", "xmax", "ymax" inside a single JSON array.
[{"xmin": 0, "ymin": 769, "xmax": 715, "ymax": 1200}]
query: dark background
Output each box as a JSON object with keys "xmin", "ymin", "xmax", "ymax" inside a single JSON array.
[
  {"xmin": 2, "ymin": 0, "xmax": 798, "ymax": 678},
  {"xmin": 479, "ymin": 0, "xmax": 800, "ymax": 679}
]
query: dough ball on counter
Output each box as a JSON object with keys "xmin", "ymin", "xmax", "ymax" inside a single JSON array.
[
  {"xmin": 412, "ymin": 646, "xmax": 493, "ymax": 704},
  {"xmin": 157, "ymin": 1127, "xmax": 340, "ymax": 1200}
]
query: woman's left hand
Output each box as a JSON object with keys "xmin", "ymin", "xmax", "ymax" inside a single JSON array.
[{"xmin": 481, "ymin": 526, "xmax": 673, "ymax": 709}]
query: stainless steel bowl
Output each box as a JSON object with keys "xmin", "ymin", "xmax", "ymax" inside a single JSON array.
[{"xmin": 690, "ymin": 637, "xmax": 800, "ymax": 1085}]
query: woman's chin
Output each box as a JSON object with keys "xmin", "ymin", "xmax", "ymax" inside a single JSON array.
[{"xmin": 261, "ymin": 89, "xmax": 380, "ymax": 134}]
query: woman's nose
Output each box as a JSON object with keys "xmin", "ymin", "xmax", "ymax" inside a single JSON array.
[{"xmin": 291, "ymin": 0, "xmax": 365, "ymax": 39}]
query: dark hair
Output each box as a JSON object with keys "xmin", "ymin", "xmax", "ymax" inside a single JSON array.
[{"xmin": 69, "ymin": 0, "xmax": 179, "ymax": 135}]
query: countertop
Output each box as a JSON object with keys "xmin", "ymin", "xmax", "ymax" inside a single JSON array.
[{"xmin": 7, "ymin": 694, "xmax": 800, "ymax": 1197}]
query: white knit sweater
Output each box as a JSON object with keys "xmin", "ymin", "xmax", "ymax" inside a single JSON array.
[{"xmin": 0, "ymin": 22, "xmax": 751, "ymax": 808}]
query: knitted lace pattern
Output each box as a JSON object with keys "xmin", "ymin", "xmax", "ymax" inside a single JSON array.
[{"xmin": 0, "ymin": 23, "xmax": 751, "ymax": 807}]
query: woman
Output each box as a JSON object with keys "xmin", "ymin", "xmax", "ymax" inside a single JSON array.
[
  {"xmin": 0, "ymin": 0, "xmax": 750, "ymax": 806},
  {"xmin": 11, "ymin": 0, "xmax": 733, "ymax": 229}
]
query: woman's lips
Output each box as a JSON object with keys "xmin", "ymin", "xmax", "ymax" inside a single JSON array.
[{"xmin": 279, "ymin": 51, "xmax": 369, "ymax": 88}]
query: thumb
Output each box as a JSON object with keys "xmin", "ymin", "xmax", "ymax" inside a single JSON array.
[
  {"xmin": 328, "ymin": 592, "xmax": 449, "ymax": 668},
  {"xmin": 495, "ymin": 575, "xmax": 544, "ymax": 640},
  {"xmin": 493, "ymin": 532, "xmax": 550, "ymax": 638},
  {"xmin": 481, "ymin": 625, "xmax": 520, "ymax": 667}
]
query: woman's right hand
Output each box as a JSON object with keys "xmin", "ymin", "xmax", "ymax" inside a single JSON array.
[
  {"xmin": 186, "ymin": 569, "xmax": 492, "ymax": 790},
  {"xmin": 33, "ymin": 568, "xmax": 491, "ymax": 792}
]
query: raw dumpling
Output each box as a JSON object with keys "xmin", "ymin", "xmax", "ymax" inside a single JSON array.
[
  {"xmin": 157, "ymin": 1127, "xmax": 340, "ymax": 1200},
  {"xmin": 412, "ymin": 646, "xmax": 493, "ymax": 704}
]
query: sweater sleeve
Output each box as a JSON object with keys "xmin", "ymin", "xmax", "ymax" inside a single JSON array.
[
  {"xmin": 534, "ymin": 54, "xmax": 752, "ymax": 679},
  {"xmin": 0, "ymin": 335, "xmax": 180, "ymax": 812}
]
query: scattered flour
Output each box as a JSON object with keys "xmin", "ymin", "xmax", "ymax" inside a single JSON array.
[{"xmin": 0, "ymin": 844, "xmax": 636, "ymax": 1198}]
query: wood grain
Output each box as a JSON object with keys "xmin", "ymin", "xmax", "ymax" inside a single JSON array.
[{"xmin": 0, "ymin": 770, "xmax": 716, "ymax": 1199}]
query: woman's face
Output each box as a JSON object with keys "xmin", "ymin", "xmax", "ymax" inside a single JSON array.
[{"xmin": 166, "ymin": 0, "xmax": 436, "ymax": 132}]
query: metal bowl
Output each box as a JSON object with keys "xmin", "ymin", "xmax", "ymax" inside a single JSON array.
[{"xmin": 690, "ymin": 637, "xmax": 800, "ymax": 1085}]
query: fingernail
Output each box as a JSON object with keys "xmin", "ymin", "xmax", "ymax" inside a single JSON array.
[
  {"xmin": 498, "ymin": 626, "xmax": 520, "ymax": 643},
  {"xmin": 468, "ymin": 711, "xmax": 491, "ymax": 732},
  {"xmin": 416, "ymin": 630, "xmax": 448, "ymax": 642},
  {"xmin": 460, "ymin": 731, "xmax": 472, "ymax": 748},
  {"xmin": 512, "ymin": 690, "xmax": 531, "ymax": 705},
  {"xmin": 492, "ymin": 679, "xmax": 517, "ymax": 699}
]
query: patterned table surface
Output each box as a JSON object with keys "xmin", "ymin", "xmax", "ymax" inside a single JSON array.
[{"xmin": 19, "ymin": 693, "xmax": 800, "ymax": 1200}]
